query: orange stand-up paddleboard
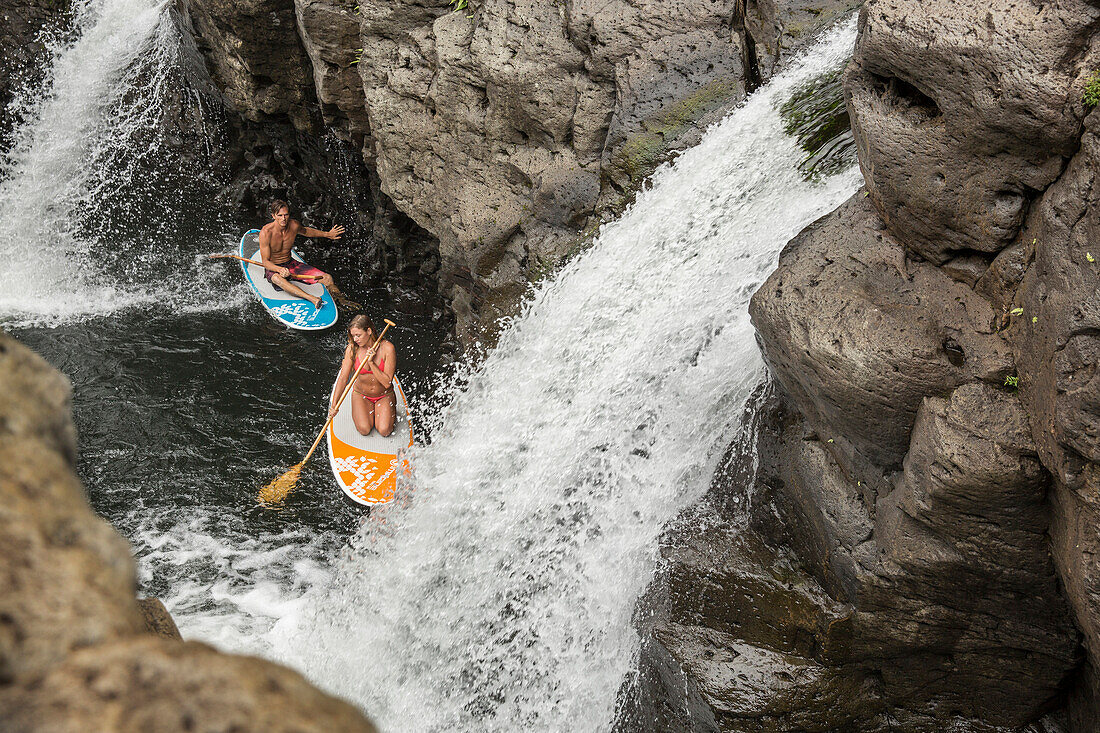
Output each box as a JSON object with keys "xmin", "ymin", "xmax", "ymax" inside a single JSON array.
[{"xmin": 326, "ymin": 377, "xmax": 413, "ymax": 505}]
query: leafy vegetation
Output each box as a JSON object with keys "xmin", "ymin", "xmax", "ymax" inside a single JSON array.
[{"xmin": 1084, "ymin": 71, "xmax": 1100, "ymax": 108}]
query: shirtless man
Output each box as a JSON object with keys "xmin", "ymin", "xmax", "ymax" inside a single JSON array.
[{"xmin": 258, "ymin": 199, "xmax": 345, "ymax": 309}]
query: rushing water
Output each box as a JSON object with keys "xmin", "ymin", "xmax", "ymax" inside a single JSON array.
[
  {"xmin": 0, "ymin": 0, "xmax": 450, "ymax": 656},
  {"xmin": 1, "ymin": 0, "xmax": 860, "ymax": 729},
  {"xmin": 276, "ymin": 22, "xmax": 862, "ymax": 732}
]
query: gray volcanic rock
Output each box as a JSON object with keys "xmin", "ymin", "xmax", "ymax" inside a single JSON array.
[
  {"xmin": 844, "ymin": 0, "xmax": 1095, "ymax": 263},
  {"xmin": 656, "ymin": 0, "xmax": 1100, "ymax": 727},
  {"xmin": 294, "ymin": 0, "xmax": 370, "ymax": 140},
  {"xmin": 184, "ymin": 0, "xmax": 316, "ymax": 130},
  {"xmin": 750, "ymin": 196, "xmax": 1013, "ymax": 471},
  {"xmin": 180, "ymin": 0, "xmax": 856, "ymax": 344},
  {"xmin": 0, "ymin": 330, "xmax": 379, "ymax": 731},
  {"xmin": 1010, "ymin": 105, "xmax": 1100, "ymax": 727},
  {"xmin": 649, "ymin": 379, "xmax": 1078, "ymax": 729},
  {"xmin": 856, "ymin": 382, "xmax": 1077, "ymax": 723}
]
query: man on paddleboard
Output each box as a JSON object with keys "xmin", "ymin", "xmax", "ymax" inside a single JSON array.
[{"xmin": 258, "ymin": 200, "xmax": 345, "ymax": 309}]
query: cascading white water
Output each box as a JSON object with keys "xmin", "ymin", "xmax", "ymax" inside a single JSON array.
[
  {"xmin": 0, "ymin": 0, "xmax": 207, "ymax": 327},
  {"xmin": 273, "ymin": 20, "xmax": 861, "ymax": 732}
]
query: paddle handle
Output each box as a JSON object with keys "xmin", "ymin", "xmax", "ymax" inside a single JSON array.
[
  {"xmin": 208, "ymin": 253, "xmax": 321, "ymax": 282},
  {"xmin": 301, "ymin": 320, "xmax": 395, "ymax": 465}
]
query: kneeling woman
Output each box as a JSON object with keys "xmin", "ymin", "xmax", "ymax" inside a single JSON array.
[{"xmin": 330, "ymin": 314, "xmax": 397, "ymax": 437}]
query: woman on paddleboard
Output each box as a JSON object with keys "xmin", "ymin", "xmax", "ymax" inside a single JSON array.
[{"xmin": 330, "ymin": 315, "xmax": 397, "ymax": 437}]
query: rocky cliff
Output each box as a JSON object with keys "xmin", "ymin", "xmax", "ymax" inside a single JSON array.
[
  {"xmin": 179, "ymin": 0, "xmax": 854, "ymax": 345},
  {"xmin": 0, "ymin": 329, "xmax": 379, "ymax": 732},
  {"xmin": 640, "ymin": 0, "xmax": 1100, "ymax": 729}
]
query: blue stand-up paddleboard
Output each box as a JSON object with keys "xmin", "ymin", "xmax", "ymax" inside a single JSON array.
[{"xmin": 239, "ymin": 230, "xmax": 338, "ymax": 330}]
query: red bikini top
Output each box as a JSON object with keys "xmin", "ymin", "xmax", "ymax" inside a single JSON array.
[{"xmin": 355, "ymin": 355, "xmax": 385, "ymax": 374}]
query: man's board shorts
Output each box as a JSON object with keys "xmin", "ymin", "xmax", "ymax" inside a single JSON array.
[{"xmin": 264, "ymin": 260, "xmax": 324, "ymax": 291}]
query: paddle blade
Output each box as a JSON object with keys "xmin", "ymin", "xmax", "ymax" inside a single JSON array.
[{"xmin": 258, "ymin": 463, "xmax": 303, "ymax": 505}]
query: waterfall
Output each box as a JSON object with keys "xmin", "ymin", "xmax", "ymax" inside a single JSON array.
[
  {"xmin": 0, "ymin": 0, "xmax": 227, "ymax": 328},
  {"xmin": 279, "ymin": 20, "xmax": 861, "ymax": 732}
]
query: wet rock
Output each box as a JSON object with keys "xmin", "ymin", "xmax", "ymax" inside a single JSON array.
[
  {"xmin": 844, "ymin": 0, "xmax": 1096, "ymax": 263},
  {"xmin": 745, "ymin": 0, "xmax": 862, "ymax": 79},
  {"xmin": 650, "ymin": 381, "xmax": 1078, "ymax": 729},
  {"xmin": 1011, "ymin": 106, "xmax": 1100, "ymax": 725},
  {"xmin": 855, "ymin": 383, "xmax": 1077, "ymax": 724},
  {"xmin": 657, "ymin": 622, "xmax": 878, "ymax": 732},
  {"xmin": 0, "ymin": 0, "xmax": 72, "ymax": 149},
  {"xmin": 664, "ymin": 0, "xmax": 1100, "ymax": 727},
  {"xmin": 749, "ymin": 195, "xmax": 1013, "ymax": 471},
  {"xmin": 665, "ymin": 525, "xmax": 855, "ymax": 662},
  {"xmin": 183, "ymin": 0, "xmax": 315, "ymax": 129}
]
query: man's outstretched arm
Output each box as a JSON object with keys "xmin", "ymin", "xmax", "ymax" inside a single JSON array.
[{"xmin": 300, "ymin": 223, "xmax": 345, "ymax": 240}]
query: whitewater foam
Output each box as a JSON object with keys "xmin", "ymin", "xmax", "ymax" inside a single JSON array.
[
  {"xmin": 267, "ymin": 19, "xmax": 863, "ymax": 733},
  {"xmin": 0, "ymin": 0, "xmax": 245, "ymax": 328}
]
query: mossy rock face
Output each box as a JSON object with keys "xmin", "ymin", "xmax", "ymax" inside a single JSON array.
[
  {"xmin": 779, "ymin": 64, "xmax": 856, "ymax": 181},
  {"xmin": 606, "ymin": 77, "xmax": 744, "ymax": 191}
]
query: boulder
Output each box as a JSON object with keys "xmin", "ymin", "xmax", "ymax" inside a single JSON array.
[
  {"xmin": 749, "ymin": 195, "xmax": 1013, "ymax": 471},
  {"xmin": 844, "ymin": 0, "xmax": 1097, "ymax": 263},
  {"xmin": 0, "ymin": 331, "xmax": 144, "ymax": 684},
  {"xmin": 137, "ymin": 598, "xmax": 183, "ymax": 641},
  {"xmin": 1, "ymin": 638, "xmax": 377, "ymax": 733}
]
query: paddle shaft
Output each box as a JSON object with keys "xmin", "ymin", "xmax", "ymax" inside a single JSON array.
[
  {"xmin": 208, "ymin": 253, "xmax": 322, "ymax": 282},
  {"xmin": 299, "ymin": 320, "xmax": 395, "ymax": 465}
]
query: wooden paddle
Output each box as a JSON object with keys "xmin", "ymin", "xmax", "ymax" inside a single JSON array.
[
  {"xmin": 258, "ymin": 318, "xmax": 396, "ymax": 506},
  {"xmin": 208, "ymin": 253, "xmax": 322, "ymax": 283}
]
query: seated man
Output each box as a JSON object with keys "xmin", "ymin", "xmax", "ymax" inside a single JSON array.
[{"xmin": 258, "ymin": 199, "xmax": 345, "ymax": 309}]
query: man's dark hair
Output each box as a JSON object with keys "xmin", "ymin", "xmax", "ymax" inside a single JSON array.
[{"xmin": 269, "ymin": 199, "xmax": 290, "ymax": 216}]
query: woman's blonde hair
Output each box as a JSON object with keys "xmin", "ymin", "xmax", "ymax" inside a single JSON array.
[{"xmin": 347, "ymin": 314, "xmax": 376, "ymax": 347}]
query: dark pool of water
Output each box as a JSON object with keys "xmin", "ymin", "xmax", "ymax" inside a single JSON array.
[{"xmin": 12, "ymin": 248, "xmax": 452, "ymax": 551}]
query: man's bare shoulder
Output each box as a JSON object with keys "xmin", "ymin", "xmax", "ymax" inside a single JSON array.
[
  {"xmin": 288, "ymin": 219, "xmax": 304, "ymax": 233},
  {"xmin": 258, "ymin": 221, "xmax": 276, "ymax": 238}
]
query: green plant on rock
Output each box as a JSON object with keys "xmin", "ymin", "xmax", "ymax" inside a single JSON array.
[
  {"xmin": 780, "ymin": 64, "xmax": 857, "ymax": 181},
  {"xmin": 1084, "ymin": 71, "xmax": 1100, "ymax": 108},
  {"xmin": 350, "ymin": 48, "xmax": 363, "ymax": 66},
  {"xmin": 1004, "ymin": 374, "xmax": 1019, "ymax": 389}
]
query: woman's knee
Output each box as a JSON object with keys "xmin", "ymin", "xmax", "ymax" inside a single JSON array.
[
  {"xmin": 353, "ymin": 415, "xmax": 374, "ymax": 435},
  {"xmin": 377, "ymin": 422, "xmax": 393, "ymax": 438}
]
